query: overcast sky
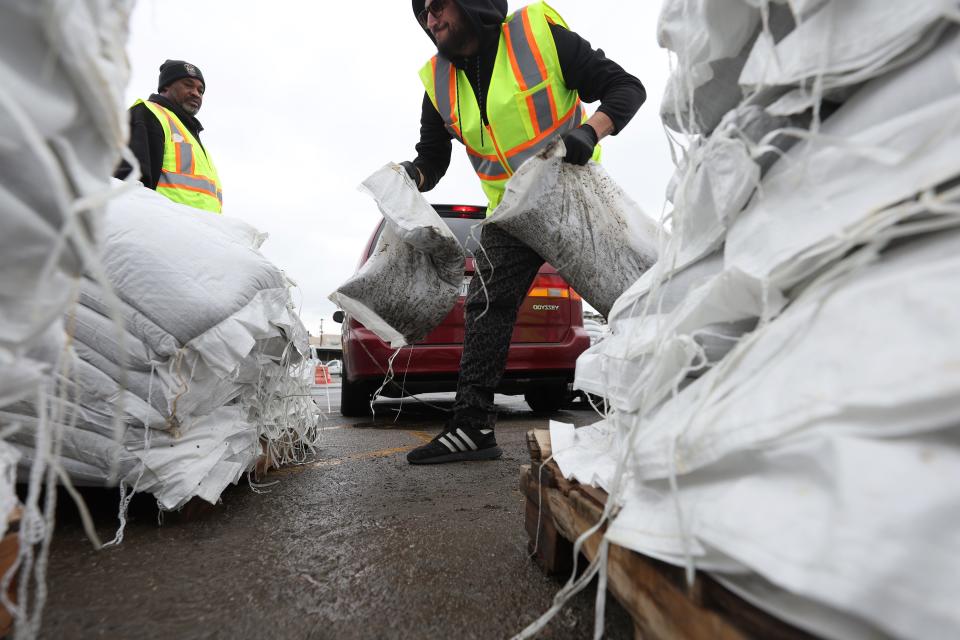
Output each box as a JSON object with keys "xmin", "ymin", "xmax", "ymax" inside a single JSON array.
[{"xmin": 124, "ymin": 1, "xmax": 674, "ymax": 337}]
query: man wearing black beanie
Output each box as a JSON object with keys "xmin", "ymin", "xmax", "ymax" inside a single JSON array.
[{"xmin": 115, "ymin": 59, "xmax": 223, "ymax": 213}]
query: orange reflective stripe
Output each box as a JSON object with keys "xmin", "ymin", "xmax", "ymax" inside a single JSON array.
[
  {"xmin": 506, "ymin": 101, "xmax": 580, "ymax": 158},
  {"xmin": 476, "ymin": 171, "xmax": 509, "ymax": 182},
  {"xmin": 174, "ymin": 142, "xmax": 195, "ymax": 174},
  {"xmin": 158, "ymin": 183, "xmax": 216, "ymax": 197},
  {"xmin": 448, "ymin": 64, "xmax": 460, "ymax": 132},
  {"xmin": 467, "ymin": 143, "xmax": 509, "ymax": 179},
  {"xmin": 504, "ymin": 7, "xmax": 549, "ymax": 91},
  {"xmin": 432, "ymin": 56, "xmax": 464, "ymax": 142},
  {"xmin": 466, "ymin": 147, "xmax": 500, "ymax": 162},
  {"xmin": 503, "ymin": 22, "xmax": 528, "ymax": 91},
  {"xmin": 526, "ymin": 94, "xmax": 541, "ymax": 136},
  {"xmin": 485, "ymin": 123, "xmax": 513, "ymax": 178},
  {"xmin": 157, "ymin": 171, "xmax": 220, "ymax": 199},
  {"xmin": 520, "ymin": 9, "xmax": 548, "ymax": 84}
]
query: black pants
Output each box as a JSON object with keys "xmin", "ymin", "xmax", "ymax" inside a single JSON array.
[{"xmin": 452, "ymin": 224, "xmax": 544, "ymax": 430}]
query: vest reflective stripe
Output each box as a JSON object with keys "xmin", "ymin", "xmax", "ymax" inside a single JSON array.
[
  {"xmin": 176, "ymin": 141, "xmax": 195, "ymax": 174},
  {"xmin": 527, "ymin": 83, "xmax": 557, "ymax": 136},
  {"xmin": 157, "ymin": 171, "xmax": 222, "ymax": 199},
  {"xmin": 137, "ymin": 99, "xmax": 223, "ymax": 213},
  {"xmin": 504, "ymin": 9, "xmax": 548, "ymax": 91},
  {"xmin": 420, "ymin": 2, "xmax": 598, "ymax": 213},
  {"xmin": 506, "ymin": 101, "xmax": 584, "ymax": 169},
  {"xmin": 468, "ymin": 148, "xmax": 509, "ymax": 180},
  {"xmin": 433, "ymin": 57, "xmax": 461, "ymax": 140}
]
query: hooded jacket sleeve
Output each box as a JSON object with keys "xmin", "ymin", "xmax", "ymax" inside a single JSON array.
[
  {"xmin": 113, "ymin": 103, "xmax": 165, "ymax": 189},
  {"xmin": 411, "ymin": 92, "xmax": 453, "ymax": 192},
  {"xmin": 550, "ymin": 24, "xmax": 646, "ymax": 136}
]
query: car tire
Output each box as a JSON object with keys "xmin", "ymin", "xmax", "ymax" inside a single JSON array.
[
  {"xmin": 340, "ymin": 371, "xmax": 372, "ymax": 417},
  {"xmin": 524, "ymin": 385, "xmax": 566, "ymax": 413}
]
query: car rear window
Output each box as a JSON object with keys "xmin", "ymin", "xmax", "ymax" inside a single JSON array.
[
  {"xmin": 371, "ymin": 215, "xmax": 482, "ymax": 255},
  {"xmin": 441, "ymin": 216, "xmax": 483, "ymax": 253}
]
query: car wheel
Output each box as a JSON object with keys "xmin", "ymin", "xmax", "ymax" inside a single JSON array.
[
  {"xmin": 524, "ymin": 385, "xmax": 566, "ymax": 413},
  {"xmin": 340, "ymin": 371, "xmax": 372, "ymax": 417}
]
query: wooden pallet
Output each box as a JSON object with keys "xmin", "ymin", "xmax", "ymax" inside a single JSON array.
[
  {"xmin": 0, "ymin": 508, "xmax": 21, "ymax": 638},
  {"xmin": 521, "ymin": 430, "xmax": 816, "ymax": 640}
]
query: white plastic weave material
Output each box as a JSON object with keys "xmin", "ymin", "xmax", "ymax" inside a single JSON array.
[
  {"xmin": 574, "ymin": 253, "xmax": 780, "ymax": 411},
  {"xmin": 560, "ymin": 229, "xmax": 960, "ymax": 640},
  {"xmin": 98, "ymin": 184, "xmax": 288, "ymax": 345},
  {"xmin": 7, "ymin": 150, "xmax": 317, "ymax": 525},
  {"xmin": 740, "ymin": 0, "xmax": 954, "ymax": 91},
  {"xmin": 525, "ymin": 5, "xmax": 960, "ymax": 640},
  {"xmin": 727, "ymin": 28, "xmax": 960, "ymax": 290},
  {"xmin": 330, "ymin": 163, "xmax": 465, "ymax": 347},
  {"xmin": 0, "ymin": 1, "xmax": 133, "ymax": 637}
]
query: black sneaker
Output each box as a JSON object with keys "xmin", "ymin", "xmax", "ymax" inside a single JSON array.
[{"xmin": 407, "ymin": 425, "xmax": 503, "ymax": 465}]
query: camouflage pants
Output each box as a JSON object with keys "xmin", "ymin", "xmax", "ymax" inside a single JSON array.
[{"xmin": 452, "ymin": 224, "xmax": 544, "ymax": 430}]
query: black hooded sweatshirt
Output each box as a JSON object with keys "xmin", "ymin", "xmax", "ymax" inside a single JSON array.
[
  {"xmin": 410, "ymin": 0, "xmax": 646, "ymax": 191},
  {"xmin": 113, "ymin": 94, "xmax": 206, "ymax": 190}
]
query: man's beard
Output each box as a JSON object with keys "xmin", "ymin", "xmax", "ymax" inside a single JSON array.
[{"xmin": 437, "ymin": 21, "xmax": 475, "ymax": 58}]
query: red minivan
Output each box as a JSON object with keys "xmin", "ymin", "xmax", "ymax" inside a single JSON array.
[{"xmin": 334, "ymin": 204, "xmax": 591, "ymax": 416}]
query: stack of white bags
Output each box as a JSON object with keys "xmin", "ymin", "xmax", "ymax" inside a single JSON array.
[
  {"xmin": 547, "ymin": 2, "xmax": 960, "ymax": 639},
  {"xmin": 16, "ymin": 184, "xmax": 318, "ymax": 513},
  {"xmin": 1, "ymin": 0, "xmax": 317, "ymax": 522}
]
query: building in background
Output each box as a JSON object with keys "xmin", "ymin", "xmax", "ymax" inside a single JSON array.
[{"xmin": 309, "ymin": 333, "xmax": 342, "ymax": 362}]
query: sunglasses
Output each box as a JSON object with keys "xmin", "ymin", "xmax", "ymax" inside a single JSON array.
[{"xmin": 417, "ymin": 0, "xmax": 450, "ymax": 29}]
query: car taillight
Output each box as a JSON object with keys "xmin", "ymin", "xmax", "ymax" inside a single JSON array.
[
  {"xmin": 527, "ymin": 274, "xmax": 571, "ymax": 298},
  {"xmin": 451, "ymin": 205, "xmax": 485, "ymax": 219}
]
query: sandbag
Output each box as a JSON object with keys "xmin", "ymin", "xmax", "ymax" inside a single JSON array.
[
  {"xmin": 559, "ymin": 228, "xmax": 960, "ymax": 640},
  {"xmin": 658, "ymin": 0, "xmax": 799, "ymax": 134},
  {"xmin": 0, "ymin": 0, "xmax": 130, "ymax": 421},
  {"xmin": 575, "ymin": 252, "xmax": 780, "ymax": 411},
  {"xmin": 740, "ymin": 0, "xmax": 953, "ymax": 92},
  {"xmin": 486, "ymin": 140, "xmax": 662, "ymax": 318},
  {"xmin": 78, "ymin": 277, "xmax": 181, "ymax": 359},
  {"xmin": 72, "ymin": 304, "xmax": 158, "ymax": 372},
  {"xmin": 99, "ymin": 184, "xmax": 287, "ymax": 345},
  {"xmin": 726, "ymin": 29, "xmax": 960, "ymax": 290},
  {"xmin": 329, "ymin": 163, "xmax": 465, "ymax": 347}
]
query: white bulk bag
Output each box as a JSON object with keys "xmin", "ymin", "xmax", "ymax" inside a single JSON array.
[
  {"xmin": 726, "ymin": 29, "xmax": 960, "ymax": 290},
  {"xmin": 0, "ymin": 0, "xmax": 129, "ymax": 372},
  {"xmin": 330, "ymin": 164, "xmax": 465, "ymax": 347},
  {"xmin": 574, "ymin": 253, "xmax": 782, "ymax": 411},
  {"xmin": 740, "ymin": 0, "xmax": 952, "ymax": 91},
  {"xmin": 486, "ymin": 140, "xmax": 662, "ymax": 318},
  {"xmin": 629, "ymin": 227, "xmax": 960, "ymax": 482}
]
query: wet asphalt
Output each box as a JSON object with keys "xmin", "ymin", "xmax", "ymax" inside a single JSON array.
[{"xmin": 39, "ymin": 388, "xmax": 633, "ymax": 639}]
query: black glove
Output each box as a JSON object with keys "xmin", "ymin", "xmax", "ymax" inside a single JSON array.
[
  {"xmin": 562, "ymin": 124, "xmax": 598, "ymax": 166},
  {"xmin": 399, "ymin": 161, "xmax": 422, "ymax": 188}
]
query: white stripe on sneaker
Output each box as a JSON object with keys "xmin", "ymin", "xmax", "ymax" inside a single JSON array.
[
  {"xmin": 438, "ymin": 436, "xmax": 457, "ymax": 453},
  {"xmin": 456, "ymin": 428, "xmax": 478, "ymax": 451},
  {"xmin": 446, "ymin": 433, "xmax": 466, "ymax": 451}
]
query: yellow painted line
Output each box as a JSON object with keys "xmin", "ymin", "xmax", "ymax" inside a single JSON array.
[
  {"xmin": 405, "ymin": 430, "xmax": 434, "ymax": 444},
  {"xmin": 269, "ymin": 430, "xmax": 436, "ymax": 475}
]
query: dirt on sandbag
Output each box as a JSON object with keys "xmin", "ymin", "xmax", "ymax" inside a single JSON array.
[
  {"xmin": 329, "ymin": 164, "xmax": 465, "ymax": 347},
  {"xmin": 486, "ymin": 139, "xmax": 664, "ymax": 317}
]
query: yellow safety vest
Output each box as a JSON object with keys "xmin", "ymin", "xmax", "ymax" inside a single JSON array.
[
  {"xmin": 420, "ymin": 2, "xmax": 599, "ymax": 214},
  {"xmin": 136, "ymin": 99, "xmax": 223, "ymax": 214}
]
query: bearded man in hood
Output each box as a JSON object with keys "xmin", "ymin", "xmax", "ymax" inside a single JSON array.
[{"xmin": 403, "ymin": 0, "xmax": 645, "ymax": 464}]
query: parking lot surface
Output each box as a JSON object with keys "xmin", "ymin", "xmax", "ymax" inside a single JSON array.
[{"xmin": 41, "ymin": 390, "xmax": 632, "ymax": 639}]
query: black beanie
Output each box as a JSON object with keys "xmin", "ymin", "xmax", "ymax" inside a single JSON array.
[{"xmin": 157, "ymin": 59, "xmax": 205, "ymax": 92}]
